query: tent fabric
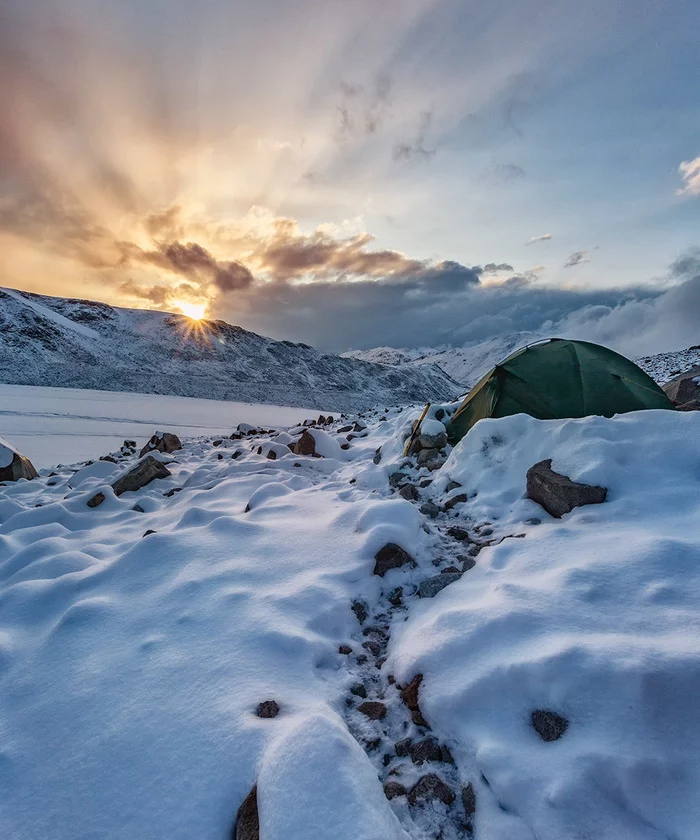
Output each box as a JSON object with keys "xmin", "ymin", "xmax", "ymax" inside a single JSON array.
[{"xmin": 446, "ymin": 338, "xmax": 675, "ymax": 444}]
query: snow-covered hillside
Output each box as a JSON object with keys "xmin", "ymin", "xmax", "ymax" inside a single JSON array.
[
  {"xmin": 0, "ymin": 287, "xmax": 459, "ymax": 411},
  {"xmin": 1, "ymin": 402, "xmax": 698, "ymax": 839},
  {"xmin": 346, "ymin": 334, "xmax": 700, "ymax": 388}
]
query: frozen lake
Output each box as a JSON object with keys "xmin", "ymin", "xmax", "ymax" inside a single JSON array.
[{"xmin": 0, "ymin": 384, "xmax": 319, "ymax": 468}]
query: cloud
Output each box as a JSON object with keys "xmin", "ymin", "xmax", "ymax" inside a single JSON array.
[
  {"xmin": 677, "ymin": 157, "xmax": 700, "ymax": 196},
  {"xmin": 392, "ymin": 111, "xmax": 436, "ymax": 163},
  {"xmin": 563, "ymin": 250, "xmax": 590, "ymax": 268},
  {"xmin": 526, "ymin": 233, "xmax": 552, "ymax": 245}
]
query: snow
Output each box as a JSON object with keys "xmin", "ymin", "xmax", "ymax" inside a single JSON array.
[
  {"xmin": 1, "ymin": 286, "xmax": 103, "ymax": 340},
  {"xmin": 391, "ymin": 410, "xmax": 700, "ymax": 840},
  {"xmin": 1, "ymin": 396, "xmax": 699, "ymax": 839},
  {"xmin": 0, "ymin": 384, "xmax": 316, "ymax": 468}
]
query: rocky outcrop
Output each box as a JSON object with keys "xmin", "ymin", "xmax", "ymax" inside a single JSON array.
[
  {"xmin": 139, "ymin": 431, "xmax": 182, "ymax": 458},
  {"xmin": 292, "ymin": 430, "xmax": 317, "ymax": 456},
  {"xmin": 0, "ymin": 438, "xmax": 39, "ymax": 483},
  {"xmin": 88, "ymin": 456, "xmax": 172, "ymax": 507},
  {"xmin": 531, "ymin": 709, "xmax": 569, "ymax": 741},
  {"xmin": 526, "ymin": 459, "xmax": 607, "ymax": 518},
  {"xmin": 662, "ymin": 365, "xmax": 700, "ymax": 406},
  {"xmin": 233, "ymin": 786, "xmax": 259, "ymax": 840}
]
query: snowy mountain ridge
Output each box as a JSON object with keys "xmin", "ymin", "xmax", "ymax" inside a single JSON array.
[
  {"xmin": 345, "ymin": 333, "xmax": 700, "ymax": 388},
  {"xmin": 0, "ymin": 287, "xmax": 461, "ymax": 411}
]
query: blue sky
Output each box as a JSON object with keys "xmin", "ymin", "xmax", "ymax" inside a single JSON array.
[{"xmin": 1, "ymin": 0, "xmax": 698, "ymax": 352}]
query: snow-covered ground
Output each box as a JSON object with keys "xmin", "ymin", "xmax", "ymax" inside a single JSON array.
[
  {"xmin": 0, "ymin": 384, "xmax": 316, "ymax": 468},
  {"xmin": 0, "ymin": 400, "xmax": 699, "ymax": 839}
]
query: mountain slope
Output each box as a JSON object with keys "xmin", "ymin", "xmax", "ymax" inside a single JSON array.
[
  {"xmin": 346, "ymin": 334, "xmax": 700, "ymax": 388},
  {"xmin": 0, "ymin": 287, "xmax": 461, "ymax": 411}
]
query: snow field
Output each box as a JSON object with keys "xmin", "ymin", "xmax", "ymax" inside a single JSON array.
[{"xmin": 0, "ymin": 402, "xmax": 699, "ymax": 839}]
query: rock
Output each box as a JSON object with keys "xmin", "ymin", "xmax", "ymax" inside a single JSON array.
[
  {"xmin": 531, "ymin": 709, "xmax": 569, "ymax": 741},
  {"xmin": 0, "ymin": 438, "xmax": 39, "ymax": 483},
  {"xmin": 293, "ymin": 430, "xmax": 316, "ymax": 456},
  {"xmin": 442, "ymin": 565, "xmax": 461, "ymax": 574},
  {"xmin": 213, "ymin": 439, "xmax": 223, "ymax": 447},
  {"xmin": 388, "ymin": 471, "xmax": 410, "ymax": 488},
  {"xmin": 362, "ymin": 640, "xmax": 381, "ymax": 657},
  {"xmin": 526, "ymin": 459, "xmax": 607, "ymax": 518},
  {"xmin": 419, "ymin": 479, "xmax": 433, "ymax": 488},
  {"xmin": 410, "ymin": 737, "xmax": 443, "ymax": 765},
  {"xmin": 87, "ymin": 456, "xmax": 172, "ymax": 507},
  {"xmin": 358, "ymin": 701, "xmax": 387, "ymax": 720},
  {"xmin": 678, "ymin": 399, "xmax": 700, "ymax": 411},
  {"xmin": 318, "ymin": 415, "xmax": 327, "ymax": 425},
  {"xmin": 338, "ymin": 425, "xmax": 353, "ymax": 433},
  {"xmin": 388, "ymin": 587, "xmax": 403, "ymax": 607},
  {"xmin": 417, "ymin": 447, "xmax": 440, "ymax": 467},
  {"xmin": 142, "ymin": 530, "xmax": 157, "ymax": 537},
  {"xmin": 399, "ymin": 483, "xmax": 419, "ymax": 501},
  {"xmin": 100, "ymin": 455, "xmax": 118, "ymax": 463},
  {"xmin": 408, "ymin": 774, "xmax": 455, "ymax": 806},
  {"xmin": 164, "ymin": 487, "xmax": 182, "ymax": 497},
  {"xmin": 447, "ymin": 525, "xmax": 471, "ymax": 541},
  {"xmin": 351, "ymin": 600, "xmax": 368, "ymax": 624},
  {"xmin": 462, "ymin": 783, "xmax": 476, "ymax": 823},
  {"xmin": 662, "ymin": 365, "xmax": 700, "ymax": 405},
  {"xmin": 426, "ymin": 456, "xmax": 446, "ymax": 472},
  {"xmin": 139, "ymin": 431, "xmax": 182, "ymax": 458},
  {"xmin": 420, "ymin": 501, "xmax": 440, "ymax": 518},
  {"xmin": 233, "ymin": 786, "xmax": 259, "ymax": 840},
  {"xmin": 418, "ymin": 572, "xmax": 462, "ymax": 598},
  {"xmin": 445, "ymin": 480, "xmax": 462, "ymax": 493},
  {"xmin": 350, "ymin": 684, "xmax": 367, "ymax": 698},
  {"xmin": 461, "ymin": 556, "xmax": 476, "ymax": 572},
  {"xmin": 434, "ymin": 408, "xmax": 445, "ymax": 421},
  {"xmin": 400, "ymin": 674, "xmax": 429, "ymax": 728},
  {"xmin": 256, "ymin": 700, "xmax": 280, "ymax": 718},
  {"xmin": 395, "ymin": 738, "xmax": 412, "ymax": 757},
  {"xmin": 444, "ymin": 493, "xmax": 469, "ymax": 511},
  {"xmin": 525, "ymin": 517, "xmax": 541, "ymax": 525},
  {"xmin": 383, "ymin": 782, "xmax": 407, "ymax": 801},
  {"xmin": 338, "ymin": 644, "xmax": 352, "ymax": 655},
  {"xmin": 373, "ymin": 448, "xmax": 382, "ymax": 464},
  {"xmin": 132, "ymin": 504, "xmax": 145, "ymax": 513},
  {"xmin": 418, "ymin": 430, "xmax": 448, "ymax": 450},
  {"xmin": 352, "ymin": 421, "xmax": 367, "ymax": 432},
  {"xmin": 374, "ymin": 543, "xmax": 416, "ymax": 576}
]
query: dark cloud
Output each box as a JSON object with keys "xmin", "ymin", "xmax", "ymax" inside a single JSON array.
[
  {"xmin": 564, "ymin": 250, "xmax": 590, "ymax": 268},
  {"xmin": 481, "ymin": 262, "xmax": 515, "ymax": 274},
  {"xmin": 145, "ymin": 241, "xmax": 255, "ymax": 292},
  {"xmin": 669, "ymin": 247, "xmax": 700, "ymax": 279}
]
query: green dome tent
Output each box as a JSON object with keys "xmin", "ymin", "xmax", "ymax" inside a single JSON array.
[{"xmin": 445, "ymin": 338, "xmax": 675, "ymax": 445}]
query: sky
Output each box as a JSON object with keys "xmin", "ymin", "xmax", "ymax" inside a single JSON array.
[{"xmin": 1, "ymin": 0, "xmax": 699, "ymax": 355}]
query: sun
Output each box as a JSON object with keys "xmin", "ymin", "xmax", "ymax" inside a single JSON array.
[{"xmin": 175, "ymin": 300, "xmax": 207, "ymax": 320}]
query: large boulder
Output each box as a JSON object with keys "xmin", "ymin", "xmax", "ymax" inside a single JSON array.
[
  {"xmin": 373, "ymin": 543, "xmax": 416, "ymax": 576},
  {"xmin": 526, "ymin": 459, "xmax": 607, "ymax": 518},
  {"xmin": 88, "ymin": 456, "xmax": 171, "ymax": 507},
  {"xmin": 139, "ymin": 431, "xmax": 182, "ymax": 458},
  {"xmin": 662, "ymin": 365, "xmax": 700, "ymax": 406},
  {"xmin": 0, "ymin": 437, "xmax": 39, "ymax": 483},
  {"xmin": 233, "ymin": 786, "xmax": 259, "ymax": 840},
  {"xmin": 292, "ymin": 429, "xmax": 317, "ymax": 456}
]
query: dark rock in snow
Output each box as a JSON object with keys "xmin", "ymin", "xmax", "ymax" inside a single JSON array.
[
  {"xmin": 461, "ymin": 556, "xmax": 477, "ymax": 572},
  {"xmin": 358, "ymin": 701, "xmax": 387, "ymax": 720},
  {"xmin": 256, "ymin": 700, "xmax": 280, "ymax": 718},
  {"xmin": 293, "ymin": 430, "xmax": 316, "ymax": 456},
  {"xmin": 338, "ymin": 425, "xmax": 353, "ymax": 433},
  {"xmin": 400, "ymin": 674, "xmax": 429, "ymax": 728},
  {"xmin": 383, "ymin": 782, "xmax": 407, "ymax": 801},
  {"xmin": 462, "ymin": 783, "xmax": 477, "ymax": 823},
  {"xmin": 408, "ymin": 774, "xmax": 455, "ymax": 806},
  {"xmin": 418, "ymin": 572, "xmax": 462, "ymax": 598},
  {"xmin": 388, "ymin": 471, "xmax": 410, "ymax": 488},
  {"xmin": 388, "ymin": 587, "xmax": 403, "ymax": 607},
  {"xmin": 395, "ymin": 738, "xmax": 412, "ymax": 757},
  {"xmin": 351, "ymin": 600, "xmax": 368, "ymax": 624},
  {"xmin": 132, "ymin": 504, "xmax": 145, "ymax": 513},
  {"xmin": 419, "ymin": 479, "xmax": 433, "ymax": 488},
  {"xmin": 373, "ymin": 448, "xmax": 382, "ymax": 464},
  {"xmin": 399, "ymin": 483, "xmax": 419, "ymax": 501},
  {"xmin": 374, "ymin": 543, "xmax": 416, "ymax": 576},
  {"xmin": 139, "ymin": 431, "xmax": 182, "ymax": 458},
  {"xmin": 420, "ymin": 500, "xmax": 440, "ymax": 518},
  {"xmin": 338, "ymin": 644, "xmax": 352, "ymax": 655},
  {"xmin": 233, "ymin": 786, "xmax": 259, "ymax": 840},
  {"xmin": 142, "ymin": 530, "xmax": 157, "ymax": 537},
  {"xmin": 531, "ymin": 709, "xmax": 569, "ymax": 741},
  {"xmin": 0, "ymin": 443, "xmax": 39, "ymax": 483},
  {"xmin": 350, "ymin": 683, "xmax": 367, "ymax": 698},
  {"xmin": 362, "ymin": 640, "xmax": 381, "ymax": 657},
  {"xmin": 417, "ymin": 447, "xmax": 440, "ymax": 467},
  {"xmin": 444, "ymin": 493, "xmax": 469, "ymax": 511},
  {"xmin": 410, "ymin": 737, "xmax": 444, "ymax": 765},
  {"xmin": 526, "ymin": 459, "xmax": 607, "ymax": 518},
  {"xmin": 447, "ymin": 525, "xmax": 471, "ymax": 541},
  {"xmin": 213, "ymin": 439, "xmax": 223, "ymax": 447},
  {"xmin": 445, "ymin": 480, "xmax": 462, "ymax": 493},
  {"xmin": 87, "ymin": 456, "xmax": 171, "ymax": 507}
]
